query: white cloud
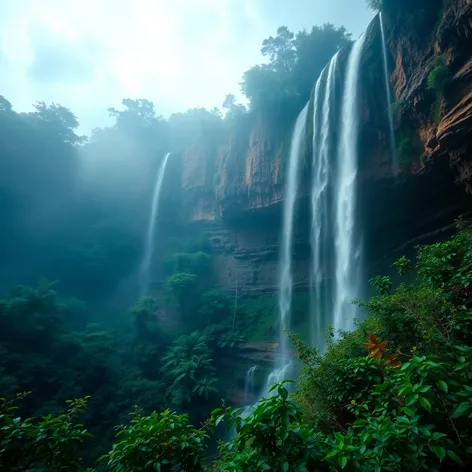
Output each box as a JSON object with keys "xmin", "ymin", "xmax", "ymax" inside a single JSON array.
[{"xmin": 0, "ymin": 0, "xmax": 372, "ymax": 133}]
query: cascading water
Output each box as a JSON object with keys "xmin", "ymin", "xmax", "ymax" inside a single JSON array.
[
  {"xmin": 310, "ymin": 53, "xmax": 338, "ymax": 347},
  {"xmin": 333, "ymin": 35, "xmax": 367, "ymax": 334},
  {"xmin": 243, "ymin": 366, "xmax": 257, "ymax": 403},
  {"xmin": 379, "ymin": 13, "xmax": 398, "ymax": 173},
  {"xmin": 140, "ymin": 152, "xmax": 170, "ymax": 295},
  {"xmin": 268, "ymin": 103, "xmax": 308, "ymax": 388}
]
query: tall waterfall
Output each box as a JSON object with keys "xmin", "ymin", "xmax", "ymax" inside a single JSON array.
[
  {"xmin": 243, "ymin": 366, "xmax": 257, "ymax": 403},
  {"xmin": 333, "ymin": 35, "xmax": 367, "ymax": 333},
  {"xmin": 310, "ymin": 53, "xmax": 338, "ymax": 346},
  {"xmin": 140, "ymin": 152, "xmax": 170, "ymax": 295},
  {"xmin": 271, "ymin": 103, "xmax": 309, "ymax": 385},
  {"xmin": 380, "ymin": 13, "xmax": 398, "ymax": 173}
]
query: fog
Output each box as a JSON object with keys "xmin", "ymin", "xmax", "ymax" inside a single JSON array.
[{"xmin": 0, "ymin": 0, "xmax": 373, "ymax": 132}]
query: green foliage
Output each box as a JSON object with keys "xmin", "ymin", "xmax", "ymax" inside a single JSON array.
[
  {"xmin": 166, "ymin": 272, "xmax": 198, "ymax": 310},
  {"xmin": 397, "ymin": 131, "xmax": 424, "ymax": 165},
  {"xmin": 164, "ymin": 251, "xmax": 210, "ymax": 276},
  {"xmin": 0, "ymin": 393, "xmax": 92, "ymax": 471},
  {"xmin": 130, "ymin": 297, "xmax": 158, "ymax": 337},
  {"xmin": 215, "ymin": 331, "xmax": 245, "ymax": 349},
  {"xmin": 103, "ymin": 407, "xmax": 207, "ymax": 472},
  {"xmin": 161, "ymin": 332, "xmax": 218, "ymax": 405},
  {"xmin": 427, "ymin": 55, "xmax": 449, "ymax": 93},
  {"xmin": 428, "ymin": 54, "xmax": 450, "ymax": 124},
  {"xmin": 242, "ymin": 24, "xmax": 351, "ymax": 116},
  {"xmin": 213, "ymin": 382, "xmax": 322, "ymax": 472},
  {"xmin": 1, "ymin": 227, "xmax": 472, "ymax": 470},
  {"xmin": 393, "ymin": 255, "xmax": 413, "ymax": 276},
  {"xmin": 370, "ymin": 275, "xmax": 393, "ymax": 295},
  {"xmin": 291, "ymin": 224, "xmax": 472, "ymax": 470}
]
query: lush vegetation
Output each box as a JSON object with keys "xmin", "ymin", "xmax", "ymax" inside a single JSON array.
[
  {"xmin": 1, "ymin": 2, "xmax": 467, "ymax": 469},
  {"xmin": 241, "ymin": 24, "xmax": 350, "ymax": 121},
  {"xmin": 2, "ymin": 224, "xmax": 471, "ymax": 470},
  {"xmin": 396, "ymin": 131, "xmax": 425, "ymax": 165},
  {"xmin": 428, "ymin": 54, "xmax": 450, "ymax": 124}
]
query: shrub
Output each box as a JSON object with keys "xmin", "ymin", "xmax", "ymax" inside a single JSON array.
[
  {"xmin": 428, "ymin": 54, "xmax": 450, "ymax": 124},
  {"xmin": 0, "ymin": 394, "xmax": 92, "ymax": 471},
  {"xmin": 290, "ymin": 224, "xmax": 472, "ymax": 469},
  {"xmin": 213, "ymin": 382, "xmax": 323, "ymax": 471},
  {"xmin": 103, "ymin": 407, "xmax": 207, "ymax": 472},
  {"xmin": 397, "ymin": 131, "xmax": 424, "ymax": 164}
]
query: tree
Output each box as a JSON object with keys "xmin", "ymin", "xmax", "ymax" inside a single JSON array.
[
  {"xmin": 292, "ymin": 23, "xmax": 351, "ymax": 100},
  {"xmin": 0, "ymin": 96, "xmax": 12, "ymax": 112},
  {"xmin": 222, "ymin": 94, "xmax": 247, "ymax": 120},
  {"xmin": 241, "ymin": 23, "xmax": 351, "ymax": 115},
  {"xmin": 161, "ymin": 332, "xmax": 217, "ymax": 405},
  {"xmin": 261, "ymin": 26, "xmax": 297, "ymax": 73},
  {"xmin": 27, "ymin": 101, "xmax": 86, "ymax": 145},
  {"xmin": 108, "ymin": 98, "xmax": 160, "ymax": 129}
]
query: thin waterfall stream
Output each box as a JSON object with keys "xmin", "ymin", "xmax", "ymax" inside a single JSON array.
[
  {"xmin": 380, "ymin": 13, "xmax": 398, "ymax": 173},
  {"xmin": 265, "ymin": 103, "xmax": 308, "ymax": 392},
  {"xmin": 140, "ymin": 152, "xmax": 171, "ymax": 295},
  {"xmin": 243, "ymin": 366, "xmax": 257, "ymax": 403}
]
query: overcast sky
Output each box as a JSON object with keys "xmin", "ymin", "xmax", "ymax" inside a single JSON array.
[{"xmin": 0, "ymin": 0, "xmax": 373, "ymax": 133}]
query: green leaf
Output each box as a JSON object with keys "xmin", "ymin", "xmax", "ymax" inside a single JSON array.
[
  {"xmin": 437, "ymin": 381, "xmax": 448, "ymax": 393},
  {"xmin": 447, "ymin": 450, "xmax": 464, "ymax": 466},
  {"xmin": 419, "ymin": 397, "xmax": 432, "ymax": 414},
  {"xmin": 405, "ymin": 394, "xmax": 419, "ymax": 406},
  {"xmin": 339, "ymin": 456, "xmax": 348, "ymax": 469},
  {"xmin": 452, "ymin": 402, "xmax": 470, "ymax": 418},
  {"xmin": 325, "ymin": 450, "xmax": 339, "ymax": 459},
  {"xmin": 431, "ymin": 446, "xmax": 446, "ymax": 462},
  {"xmin": 278, "ymin": 386, "xmax": 288, "ymax": 400},
  {"xmin": 282, "ymin": 461, "xmax": 289, "ymax": 472}
]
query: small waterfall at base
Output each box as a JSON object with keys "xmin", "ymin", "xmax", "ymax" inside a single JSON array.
[
  {"xmin": 140, "ymin": 152, "xmax": 171, "ymax": 295},
  {"xmin": 310, "ymin": 53, "xmax": 338, "ymax": 347},
  {"xmin": 333, "ymin": 35, "xmax": 367, "ymax": 334},
  {"xmin": 243, "ymin": 366, "xmax": 257, "ymax": 403},
  {"xmin": 379, "ymin": 13, "xmax": 398, "ymax": 174},
  {"xmin": 268, "ymin": 102, "xmax": 309, "ymax": 389}
]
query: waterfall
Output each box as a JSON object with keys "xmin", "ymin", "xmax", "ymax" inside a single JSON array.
[
  {"xmin": 140, "ymin": 152, "xmax": 170, "ymax": 295},
  {"xmin": 243, "ymin": 365, "xmax": 257, "ymax": 403},
  {"xmin": 310, "ymin": 53, "xmax": 338, "ymax": 347},
  {"xmin": 333, "ymin": 35, "xmax": 367, "ymax": 334},
  {"xmin": 270, "ymin": 103, "xmax": 308, "ymax": 385},
  {"xmin": 379, "ymin": 13, "xmax": 398, "ymax": 173}
]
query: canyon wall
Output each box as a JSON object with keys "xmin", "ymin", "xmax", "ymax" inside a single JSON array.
[{"xmin": 162, "ymin": 0, "xmax": 472, "ymax": 296}]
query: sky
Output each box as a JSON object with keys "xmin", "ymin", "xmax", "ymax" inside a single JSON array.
[{"xmin": 0, "ymin": 0, "xmax": 373, "ymax": 133}]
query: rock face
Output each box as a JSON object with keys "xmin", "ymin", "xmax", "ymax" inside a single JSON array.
[{"xmin": 163, "ymin": 0, "xmax": 472, "ymax": 295}]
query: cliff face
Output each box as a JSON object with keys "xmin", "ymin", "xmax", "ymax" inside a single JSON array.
[
  {"xmin": 388, "ymin": 0, "xmax": 472, "ymax": 188},
  {"xmin": 172, "ymin": 0, "xmax": 472, "ymax": 294}
]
